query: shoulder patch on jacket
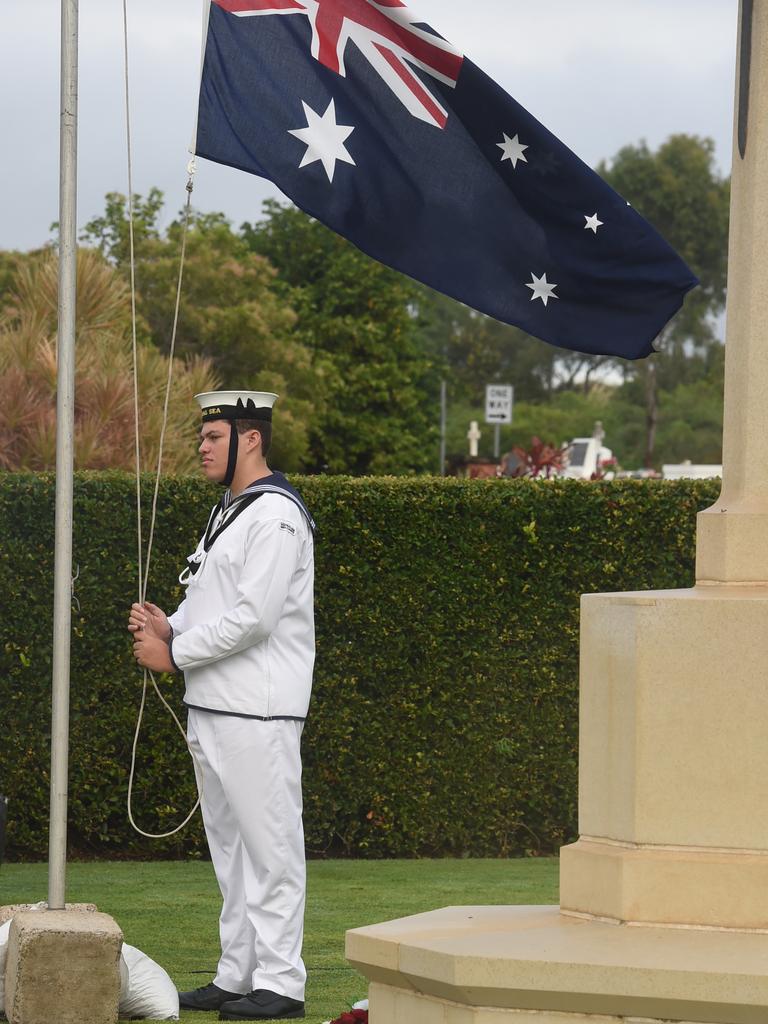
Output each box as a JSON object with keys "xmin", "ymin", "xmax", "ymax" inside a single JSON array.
[{"xmin": 280, "ymin": 521, "xmax": 296, "ymax": 535}]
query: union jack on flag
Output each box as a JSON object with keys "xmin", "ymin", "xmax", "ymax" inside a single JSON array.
[
  {"xmin": 214, "ymin": 0, "xmax": 463, "ymax": 127},
  {"xmin": 195, "ymin": 0, "xmax": 698, "ymax": 359}
]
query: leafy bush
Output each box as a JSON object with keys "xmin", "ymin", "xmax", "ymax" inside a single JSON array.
[{"xmin": 0, "ymin": 473, "xmax": 719, "ymax": 860}]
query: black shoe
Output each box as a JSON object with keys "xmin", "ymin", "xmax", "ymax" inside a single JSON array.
[
  {"xmin": 179, "ymin": 982, "xmax": 245, "ymax": 1011},
  {"xmin": 219, "ymin": 989, "xmax": 305, "ymax": 1020}
]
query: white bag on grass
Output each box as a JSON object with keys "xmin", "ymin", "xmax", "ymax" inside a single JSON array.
[
  {"xmin": 0, "ymin": 919, "xmax": 10, "ymax": 1014},
  {"xmin": 118, "ymin": 943, "xmax": 179, "ymax": 1020},
  {"xmin": 0, "ymin": 918, "xmax": 178, "ymax": 1020}
]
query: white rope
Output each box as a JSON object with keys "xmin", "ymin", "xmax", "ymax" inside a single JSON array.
[
  {"xmin": 141, "ymin": 162, "xmax": 197, "ymax": 603},
  {"xmin": 122, "ymin": 0, "xmax": 143, "ymax": 601},
  {"xmin": 122, "ymin": 0, "xmax": 202, "ymax": 839}
]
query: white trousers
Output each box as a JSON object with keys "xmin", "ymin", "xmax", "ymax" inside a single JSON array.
[{"xmin": 187, "ymin": 710, "xmax": 307, "ymax": 1000}]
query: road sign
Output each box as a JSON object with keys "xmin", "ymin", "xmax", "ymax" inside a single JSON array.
[{"xmin": 485, "ymin": 384, "xmax": 514, "ymax": 425}]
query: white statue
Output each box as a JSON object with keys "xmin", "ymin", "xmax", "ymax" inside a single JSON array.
[{"xmin": 468, "ymin": 420, "xmax": 481, "ymax": 458}]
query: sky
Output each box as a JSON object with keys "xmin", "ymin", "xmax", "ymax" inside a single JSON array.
[{"xmin": 1, "ymin": 0, "xmax": 740, "ymax": 253}]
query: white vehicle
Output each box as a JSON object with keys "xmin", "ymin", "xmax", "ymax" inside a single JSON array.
[
  {"xmin": 662, "ymin": 461, "xmax": 722, "ymax": 480},
  {"xmin": 560, "ymin": 436, "xmax": 615, "ymax": 480}
]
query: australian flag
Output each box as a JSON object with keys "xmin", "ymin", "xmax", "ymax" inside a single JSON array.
[{"xmin": 195, "ymin": 0, "xmax": 699, "ymax": 359}]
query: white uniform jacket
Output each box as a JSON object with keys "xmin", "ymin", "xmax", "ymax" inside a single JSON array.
[{"xmin": 168, "ymin": 490, "xmax": 315, "ymax": 719}]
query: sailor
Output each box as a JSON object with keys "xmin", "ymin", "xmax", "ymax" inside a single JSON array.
[{"xmin": 128, "ymin": 390, "xmax": 315, "ymax": 1022}]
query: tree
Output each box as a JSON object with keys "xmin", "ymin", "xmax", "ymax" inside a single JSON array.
[
  {"xmin": 82, "ymin": 193, "xmax": 315, "ymax": 471},
  {"xmin": 0, "ymin": 249, "xmax": 218, "ymax": 472},
  {"xmin": 0, "ymin": 249, "xmax": 27, "ymax": 300},
  {"xmin": 597, "ymin": 135, "xmax": 730, "ymax": 466},
  {"xmin": 655, "ymin": 342, "xmax": 725, "ymax": 466},
  {"xmin": 243, "ymin": 202, "xmax": 440, "ymax": 474},
  {"xmin": 79, "ymin": 187, "xmax": 165, "ymax": 267},
  {"xmin": 411, "ymin": 287, "xmax": 566, "ymax": 407}
]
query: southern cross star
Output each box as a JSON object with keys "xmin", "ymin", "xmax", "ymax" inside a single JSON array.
[
  {"xmin": 288, "ymin": 98, "xmax": 356, "ymax": 182},
  {"xmin": 497, "ymin": 133, "xmax": 529, "ymax": 169},
  {"xmin": 584, "ymin": 213, "xmax": 604, "ymax": 234},
  {"xmin": 526, "ymin": 272, "xmax": 558, "ymax": 306}
]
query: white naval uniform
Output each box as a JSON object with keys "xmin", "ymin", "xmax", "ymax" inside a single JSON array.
[{"xmin": 168, "ymin": 481, "xmax": 314, "ymax": 1000}]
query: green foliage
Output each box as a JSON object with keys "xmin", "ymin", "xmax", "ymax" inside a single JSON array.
[
  {"xmin": 80, "ymin": 192, "xmax": 443, "ymax": 474},
  {"xmin": 0, "ymin": 473, "xmax": 719, "ymax": 861},
  {"xmin": 0, "ymin": 250, "xmax": 218, "ymax": 473},
  {"xmin": 81, "ymin": 187, "xmax": 166, "ymax": 268},
  {"xmin": 243, "ymin": 202, "xmax": 439, "ymax": 474},
  {"xmin": 597, "ymin": 135, "xmax": 730, "ymax": 466},
  {"xmin": 0, "ymin": 249, "xmax": 32, "ymax": 300},
  {"xmin": 82, "ymin": 194, "xmax": 314, "ymax": 471},
  {"xmin": 654, "ymin": 374, "xmax": 724, "ymax": 465},
  {"xmin": 411, "ymin": 287, "xmax": 564, "ymax": 407}
]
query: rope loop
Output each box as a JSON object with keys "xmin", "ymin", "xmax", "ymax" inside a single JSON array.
[{"xmin": 127, "ymin": 669, "xmax": 202, "ymax": 840}]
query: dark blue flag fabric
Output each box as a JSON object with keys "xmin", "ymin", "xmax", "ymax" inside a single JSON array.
[{"xmin": 195, "ymin": 0, "xmax": 699, "ymax": 359}]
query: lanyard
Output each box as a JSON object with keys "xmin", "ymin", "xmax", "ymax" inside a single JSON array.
[{"xmin": 179, "ymin": 492, "xmax": 265, "ymax": 584}]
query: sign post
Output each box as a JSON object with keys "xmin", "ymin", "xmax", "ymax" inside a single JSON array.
[{"xmin": 485, "ymin": 384, "xmax": 514, "ymax": 459}]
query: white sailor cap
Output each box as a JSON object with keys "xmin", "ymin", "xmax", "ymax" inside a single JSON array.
[{"xmin": 194, "ymin": 391, "xmax": 279, "ymax": 423}]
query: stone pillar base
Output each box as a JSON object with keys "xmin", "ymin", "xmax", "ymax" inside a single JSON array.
[
  {"xmin": 560, "ymin": 838, "xmax": 768, "ymax": 930},
  {"xmin": 347, "ymin": 906, "xmax": 768, "ymax": 1024},
  {"xmin": 562, "ymin": 584, "xmax": 768, "ymax": 930},
  {"xmin": 696, "ymin": 508, "xmax": 768, "ymax": 582},
  {"xmin": 369, "ymin": 984, "xmax": 716, "ymax": 1024},
  {"xmin": 5, "ymin": 909, "xmax": 122, "ymax": 1024}
]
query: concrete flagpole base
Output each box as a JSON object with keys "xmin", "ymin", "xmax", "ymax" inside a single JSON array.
[
  {"xmin": 5, "ymin": 910, "xmax": 122, "ymax": 1024},
  {"xmin": 0, "ymin": 903, "xmax": 97, "ymax": 927}
]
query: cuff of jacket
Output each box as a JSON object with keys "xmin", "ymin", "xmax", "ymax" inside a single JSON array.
[{"xmin": 168, "ymin": 637, "xmax": 181, "ymax": 673}]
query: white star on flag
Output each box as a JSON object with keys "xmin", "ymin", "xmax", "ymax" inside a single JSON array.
[
  {"xmin": 288, "ymin": 98, "xmax": 356, "ymax": 183},
  {"xmin": 526, "ymin": 272, "xmax": 558, "ymax": 306},
  {"xmin": 585, "ymin": 213, "xmax": 604, "ymax": 234},
  {"xmin": 497, "ymin": 133, "xmax": 529, "ymax": 169}
]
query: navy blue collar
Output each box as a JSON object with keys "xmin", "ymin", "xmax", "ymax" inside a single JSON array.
[{"xmin": 227, "ymin": 472, "xmax": 316, "ymax": 533}]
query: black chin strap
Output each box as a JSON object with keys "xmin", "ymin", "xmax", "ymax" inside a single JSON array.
[{"xmin": 222, "ymin": 421, "xmax": 239, "ymax": 487}]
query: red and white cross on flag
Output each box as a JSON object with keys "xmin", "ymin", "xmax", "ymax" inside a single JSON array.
[{"xmin": 212, "ymin": 0, "xmax": 464, "ymax": 128}]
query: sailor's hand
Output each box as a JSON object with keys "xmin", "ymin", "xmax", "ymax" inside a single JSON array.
[
  {"xmin": 133, "ymin": 633, "xmax": 175, "ymax": 673},
  {"xmin": 128, "ymin": 601, "xmax": 170, "ymax": 641}
]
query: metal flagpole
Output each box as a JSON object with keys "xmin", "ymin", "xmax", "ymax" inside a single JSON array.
[{"xmin": 48, "ymin": 0, "xmax": 79, "ymax": 912}]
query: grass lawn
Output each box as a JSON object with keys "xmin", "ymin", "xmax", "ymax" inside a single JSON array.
[{"xmin": 0, "ymin": 859, "xmax": 558, "ymax": 1023}]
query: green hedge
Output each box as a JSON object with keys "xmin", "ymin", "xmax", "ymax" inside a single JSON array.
[{"xmin": 0, "ymin": 473, "xmax": 719, "ymax": 861}]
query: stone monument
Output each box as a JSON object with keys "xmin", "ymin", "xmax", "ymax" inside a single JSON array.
[{"xmin": 346, "ymin": 3, "xmax": 768, "ymax": 1021}]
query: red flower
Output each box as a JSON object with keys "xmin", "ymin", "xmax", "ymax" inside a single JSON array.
[{"xmin": 330, "ymin": 1010, "xmax": 368, "ymax": 1024}]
